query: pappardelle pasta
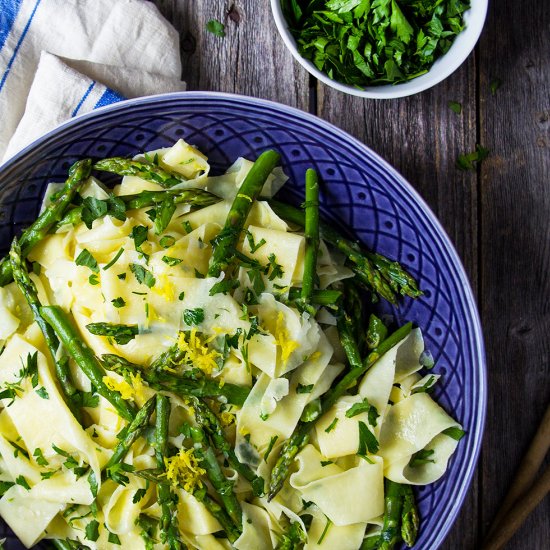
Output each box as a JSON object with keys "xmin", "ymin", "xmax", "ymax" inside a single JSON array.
[{"xmin": 0, "ymin": 139, "xmax": 463, "ymax": 550}]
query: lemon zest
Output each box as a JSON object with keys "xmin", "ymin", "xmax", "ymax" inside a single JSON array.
[
  {"xmin": 220, "ymin": 411, "xmax": 235, "ymax": 426},
  {"xmin": 102, "ymin": 376, "xmax": 134, "ymax": 400},
  {"xmin": 164, "ymin": 448, "xmax": 205, "ymax": 493},
  {"xmin": 274, "ymin": 311, "xmax": 300, "ymax": 366},
  {"xmin": 177, "ymin": 329, "xmax": 220, "ymax": 375}
]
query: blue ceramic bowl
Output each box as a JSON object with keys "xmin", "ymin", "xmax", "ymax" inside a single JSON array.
[{"xmin": 0, "ymin": 92, "xmax": 486, "ymax": 549}]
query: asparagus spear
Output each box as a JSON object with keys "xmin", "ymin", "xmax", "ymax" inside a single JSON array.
[
  {"xmin": 102, "ymin": 353, "xmax": 250, "ymax": 406},
  {"xmin": 267, "ymin": 322, "xmax": 413, "ymax": 501},
  {"xmin": 50, "ymin": 539, "xmax": 82, "ymax": 550},
  {"xmin": 134, "ymin": 468, "xmax": 241, "ymax": 543},
  {"xmin": 288, "ymin": 287, "xmax": 342, "ymax": 308},
  {"xmin": 366, "ymin": 314, "xmax": 388, "ymax": 350},
  {"xmin": 40, "ymin": 306, "xmax": 137, "ymax": 422},
  {"xmin": 267, "ymin": 423, "xmax": 310, "ymax": 501},
  {"xmin": 267, "ymin": 199, "xmax": 422, "ymax": 303},
  {"xmin": 277, "ymin": 520, "xmax": 307, "ymax": 549},
  {"xmin": 56, "ymin": 188, "xmax": 219, "ymax": 228},
  {"xmin": 155, "ymin": 395, "xmax": 185, "ymax": 549},
  {"xmin": 104, "ymin": 395, "xmax": 156, "ymax": 483},
  {"xmin": 296, "ymin": 169, "xmax": 319, "ymax": 315},
  {"xmin": 208, "ymin": 150, "xmax": 281, "ymax": 277},
  {"xmin": 194, "ymin": 486, "xmax": 242, "ymax": 543},
  {"xmin": 9, "ymin": 239, "xmax": 79, "ymax": 418},
  {"xmin": 93, "ymin": 157, "xmax": 189, "ymax": 188},
  {"xmin": 379, "ymin": 479, "xmax": 405, "ymax": 550},
  {"xmin": 0, "ymin": 159, "xmax": 92, "ymax": 287},
  {"xmin": 190, "ymin": 397, "xmax": 262, "ymax": 490},
  {"xmin": 321, "ymin": 322, "xmax": 413, "ymax": 413},
  {"xmin": 401, "ymin": 484, "xmax": 420, "ymax": 547},
  {"xmin": 190, "ymin": 425, "xmax": 243, "ymax": 529}
]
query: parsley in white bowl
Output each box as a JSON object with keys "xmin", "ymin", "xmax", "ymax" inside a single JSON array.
[{"xmin": 271, "ymin": 0, "xmax": 488, "ymax": 99}]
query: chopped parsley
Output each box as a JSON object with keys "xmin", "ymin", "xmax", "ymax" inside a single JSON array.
[
  {"xmin": 281, "ymin": 0, "xmax": 471, "ymax": 86},
  {"xmin": 33, "ymin": 448, "xmax": 49, "ymax": 467},
  {"xmin": 409, "ymin": 448, "xmax": 436, "ymax": 468},
  {"xmin": 111, "ymin": 297, "xmax": 126, "ymax": 308},
  {"xmin": 130, "ymin": 263, "xmax": 156, "ymax": 288},
  {"xmin": 209, "ymin": 279, "xmax": 239, "ymax": 296},
  {"xmin": 324, "ymin": 417, "xmax": 339, "ymax": 433},
  {"xmin": 85, "ymin": 519, "xmax": 100, "ymax": 542},
  {"xmin": 245, "ymin": 230, "xmax": 267, "ymax": 253},
  {"xmin": 345, "ymin": 398, "xmax": 380, "ymax": 426},
  {"xmin": 357, "ymin": 420, "xmax": 379, "ymax": 456},
  {"xmin": 130, "ymin": 225, "xmax": 149, "ymax": 251},
  {"xmin": 183, "ymin": 308, "xmax": 205, "ymax": 326},
  {"xmin": 267, "ymin": 253, "xmax": 284, "ymax": 280},
  {"xmin": 296, "ymin": 383, "xmax": 314, "ymax": 394},
  {"xmin": 442, "ymin": 426, "xmax": 466, "ymax": 441},
  {"xmin": 162, "ymin": 256, "xmax": 183, "ymax": 266},
  {"xmin": 75, "ymin": 249, "xmax": 99, "ymax": 273},
  {"xmin": 35, "ymin": 386, "xmax": 49, "ymax": 399},
  {"xmin": 15, "ymin": 475, "xmax": 30, "ymax": 490},
  {"xmin": 103, "ymin": 247, "xmax": 125, "ymax": 271},
  {"xmin": 159, "ymin": 235, "xmax": 176, "ymax": 248}
]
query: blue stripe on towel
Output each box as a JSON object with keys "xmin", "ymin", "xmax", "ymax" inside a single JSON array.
[
  {"xmin": 0, "ymin": 0, "xmax": 42, "ymax": 92},
  {"xmin": 72, "ymin": 80, "xmax": 96, "ymax": 116},
  {"xmin": 93, "ymin": 88, "xmax": 126, "ymax": 109},
  {"xmin": 0, "ymin": 0, "xmax": 24, "ymax": 51}
]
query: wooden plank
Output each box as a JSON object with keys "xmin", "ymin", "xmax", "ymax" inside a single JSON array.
[
  {"xmin": 154, "ymin": 0, "xmax": 310, "ymax": 109},
  {"xmin": 479, "ymin": 0, "xmax": 550, "ymax": 548},
  {"xmin": 318, "ymin": 62, "xmax": 481, "ymax": 549}
]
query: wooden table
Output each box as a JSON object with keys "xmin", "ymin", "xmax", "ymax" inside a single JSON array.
[{"xmin": 156, "ymin": 2, "xmax": 550, "ymax": 548}]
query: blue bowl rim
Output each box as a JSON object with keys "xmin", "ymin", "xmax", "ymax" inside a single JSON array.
[{"xmin": 0, "ymin": 90, "xmax": 487, "ymax": 548}]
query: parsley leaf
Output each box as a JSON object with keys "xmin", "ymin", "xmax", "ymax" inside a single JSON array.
[
  {"xmin": 33, "ymin": 448, "xmax": 49, "ymax": 467},
  {"xmin": 130, "ymin": 263, "xmax": 156, "ymax": 288},
  {"xmin": 409, "ymin": 448, "xmax": 436, "ymax": 468},
  {"xmin": 85, "ymin": 519, "xmax": 100, "ymax": 541},
  {"xmin": 346, "ymin": 398, "xmax": 380, "ymax": 426},
  {"xmin": 448, "ymin": 100, "xmax": 462, "ymax": 114},
  {"xmin": 206, "ymin": 19, "xmax": 226, "ymax": 37},
  {"xmin": 130, "ymin": 225, "xmax": 149, "ymax": 251},
  {"xmin": 209, "ymin": 279, "xmax": 239, "ymax": 296},
  {"xmin": 75, "ymin": 249, "xmax": 99, "ymax": 273},
  {"xmin": 442, "ymin": 426, "xmax": 466, "ymax": 441},
  {"xmin": 35, "ymin": 387, "xmax": 49, "ymax": 399},
  {"xmin": 457, "ymin": 144, "xmax": 490, "ymax": 170},
  {"xmin": 111, "ymin": 297, "xmax": 126, "ymax": 308},
  {"xmin": 159, "ymin": 235, "xmax": 176, "ymax": 249},
  {"xmin": 162, "ymin": 256, "xmax": 183, "ymax": 266},
  {"xmin": 183, "ymin": 308, "xmax": 205, "ymax": 326},
  {"xmin": 296, "ymin": 383, "xmax": 314, "ymax": 394}
]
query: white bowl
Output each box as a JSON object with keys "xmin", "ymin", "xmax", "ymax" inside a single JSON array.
[{"xmin": 270, "ymin": 0, "xmax": 488, "ymax": 99}]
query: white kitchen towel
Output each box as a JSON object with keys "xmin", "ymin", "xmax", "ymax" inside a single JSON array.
[{"xmin": 0, "ymin": 0, "xmax": 186, "ymax": 163}]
